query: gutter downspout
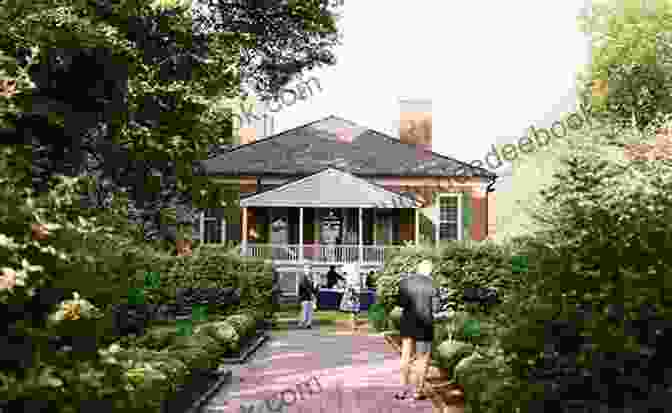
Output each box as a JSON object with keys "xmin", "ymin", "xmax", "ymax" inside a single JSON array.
[{"xmin": 485, "ymin": 175, "xmax": 497, "ymax": 239}]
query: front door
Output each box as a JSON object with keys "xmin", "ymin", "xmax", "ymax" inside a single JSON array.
[
  {"xmin": 376, "ymin": 209, "xmax": 398, "ymax": 245},
  {"xmin": 270, "ymin": 208, "xmax": 289, "ymax": 259},
  {"xmin": 319, "ymin": 209, "xmax": 341, "ymax": 262}
]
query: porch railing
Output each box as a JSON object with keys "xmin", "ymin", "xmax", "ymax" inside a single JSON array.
[{"xmin": 239, "ymin": 244, "xmax": 404, "ymax": 264}]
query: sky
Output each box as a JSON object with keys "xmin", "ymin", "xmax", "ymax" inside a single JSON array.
[{"xmin": 252, "ymin": 0, "xmax": 593, "ymax": 180}]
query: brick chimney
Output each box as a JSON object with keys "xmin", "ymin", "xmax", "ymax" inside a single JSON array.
[
  {"xmin": 399, "ymin": 98, "xmax": 432, "ymax": 149},
  {"xmin": 239, "ymin": 125, "xmax": 256, "ymax": 146},
  {"xmin": 236, "ymin": 100, "xmax": 275, "ymax": 146}
]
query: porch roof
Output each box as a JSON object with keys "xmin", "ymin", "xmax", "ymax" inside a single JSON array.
[{"xmin": 239, "ymin": 167, "xmax": 421, "ymax": 208}]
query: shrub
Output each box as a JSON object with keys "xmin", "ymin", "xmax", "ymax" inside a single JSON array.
[
  {"xmin": 387, "ymin": 306, "xmax": 403, "ymax": 330},
  {"xmin": 496, "ymin": 121, "xmax": 672, "ymax": 412},
  {"xmin": 196, "ymin": 320, "xmax": 240, "ymax": 351},
  {"xmin": 225, "ymin": 313, "xmax": 256, "ymax": 339},
  {"xmin": 376, "ymin": 242, "xmax": 523, "ymax": 316},
  {"xmin": 375, "ymin": 242, "xmax": 525, "ymax": 413},
  {"xmin": 136, "ymin": 247, "xmax": 273, "ymax": 322},
  {"xmin": 133, "ymin": 326, "xmax": 178, "ymax": 350},
  {"xmin": 0, "ymin": 170, "xmax": 149, "ymax": 411}
]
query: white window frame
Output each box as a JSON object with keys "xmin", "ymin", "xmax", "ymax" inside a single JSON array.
[
  {"xmin": 435, "ymin": 193, "xmax": 462, "ymax": 244},
  {"xmin": 199, "ymin": 210, "xmax": 226, "ymax": 244}
]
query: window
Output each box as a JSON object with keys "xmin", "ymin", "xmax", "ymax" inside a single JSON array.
[
  {"xmin": 436, "ymin": 194, "xmax": 461, "ymax": 242},
  {"xmin": 201, "ymin": 208, "xmax": 226, "ymax": 244}
]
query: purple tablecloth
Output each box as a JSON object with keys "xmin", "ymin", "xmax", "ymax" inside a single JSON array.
[{"xmin": 317, "ymin": 289, "xmax": 376, "ymax": 311}]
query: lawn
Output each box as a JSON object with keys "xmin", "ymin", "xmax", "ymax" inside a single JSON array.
[{"xmin": 271, "ymin": 303, "xmax": 375, "ymax": 334}]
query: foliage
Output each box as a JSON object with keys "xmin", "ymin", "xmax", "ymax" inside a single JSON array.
[
  {"xmin": 578, "ymin": 0, "xmax": 672, "ymax": 131},
  {"xmin": 0, "ymin": 158, "xmax": 156, "ymax": 410},
  {"xmin": 493, "ymin": 107, "xmax": 651, "ymax": 241},
  {"xmin": 374, "ymin": 241, "xmax": 527, "ymax": 412},
  {"xmin": 0, "ymin": 144, "xmax": 269, "ymax": 411},
  {"xmin": 0, "ymin": 0, "xmax": 341, "ymax": 242},
  {"xmin": 375, "ymin": 242, "xmax": 522, "ymax": 315},
  {"xmin": 496, "ymin": 118, "xmax": 672, "ymax": 412},
  {"xmin": 136, "ymin": 246, "xmax": 273, "ymax": 320},
  {"xmin": 224, "ymin": 313, "xmax": 256, "ymax": 338}
]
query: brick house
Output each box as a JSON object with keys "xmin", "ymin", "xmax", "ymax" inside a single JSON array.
[{"xmin": 195, "ymin": 99, "xmax": 498, "ymax": 292}]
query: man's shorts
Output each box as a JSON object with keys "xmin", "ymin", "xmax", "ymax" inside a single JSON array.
[{"xmin": 416, "ymin": 340, "xmax": 431, "ymax": 354}]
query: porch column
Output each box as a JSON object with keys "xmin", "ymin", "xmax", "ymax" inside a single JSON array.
[
  {"xmin": 242, "ymin": 207, "xmax": 248, "ymax": 255},
  {"xmin": 358, "ymin": 207, "xmax": 363, "ymax": 265},
  {"xmin": 415, "ymin": 208, "xmax": 419, "ymax": 246},
  {"xmin": 199, "ymin": 211, "xmax": 205, "ymax": 243},
  {"xmin": 372, "ymin": 209, "xmax": 376, "ymax": 244},
  {"xmin": 299, "ymin": 207, "xmax": 304, "ymax": 262}
]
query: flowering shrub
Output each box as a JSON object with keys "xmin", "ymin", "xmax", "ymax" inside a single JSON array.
[
  {"xmin": 0, "ymin": 149, "xmax": 177, "ymax": 410},
  {"xmin": 47, "ymin": 292, "xmax": 104, "ymax": 323}
]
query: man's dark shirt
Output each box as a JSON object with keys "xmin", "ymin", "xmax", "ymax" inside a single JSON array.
[
  {"xmin": 398, "ymin": 273, "xmax": 439, "ymax": 342},
  {"xmin": 298, "ymin": 277, "xmax": 317, "ymax": 302},
  {"xmin": 326, "ymin": 269, "xmax": 345, "ymax": 289}
]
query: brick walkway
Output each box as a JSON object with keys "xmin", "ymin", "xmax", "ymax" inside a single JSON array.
[{"xmin": 203, "ymin": 320, "xmax": 434, "ymax": 413}]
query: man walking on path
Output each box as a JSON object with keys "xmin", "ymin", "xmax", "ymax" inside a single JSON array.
[
  {"xmin": 298, "ymin": 265, "xmax": 318, "ymax": 329},
  {"xmin": 395, "ymin": 259, "xmax": 439, "ymax": 401}
]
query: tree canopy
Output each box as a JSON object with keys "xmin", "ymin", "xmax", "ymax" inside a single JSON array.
[
  {"xmin": 578, "ymin": 0, "xmax": 672, "ymax": 131},
  {"xmin": 0, "ymin": 0, "xmax": 342, "ymax": 241}
]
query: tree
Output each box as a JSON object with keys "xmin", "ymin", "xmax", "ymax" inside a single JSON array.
[
  {"xmin": 0, "ymin": 0, "xmax": 341, "ymax": 241},
  {"xmin": 496, "ymin": 117, "xmax": 672, "ymax": 412},
  {"xmin": 578, "ymin": 0, "xmax": 672, "ymax": 131}
]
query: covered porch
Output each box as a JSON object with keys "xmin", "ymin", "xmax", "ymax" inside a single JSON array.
[{"xmin": 238, "ymin": 168, "xmax": 422, "ymax": 269}]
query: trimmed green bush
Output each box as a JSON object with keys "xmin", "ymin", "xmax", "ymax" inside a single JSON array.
[
  {"xmin": 375, "ymin": 242, "xmax": 523, "ymax": 315},
  {"xmin": 136, "ymin": 247, "xmax": 273, "ymax": 323},
  {"xmin": 435, "ymin": 340, "xmax": 474, "ymax": 373},
  {"xmin": 196, "ymin": 320, "xmax": 240, "ymax": 351},
  {"xmin": 224, "ymin": 314, "xmax": 256, "ymax": 339},
  {"xmin": 133, "ymin": 326, "xmax": 178, "ymax": 350},
  {"xmin": 388, "ymin": 306, "xmax": 403, "ymax": 330},
  {"xmin": 374, "ymin": 243, "xmax": 523, "ymax": 413}
]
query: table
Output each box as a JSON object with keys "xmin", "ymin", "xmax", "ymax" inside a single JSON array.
[{"xmin": 317, "ymin": 289, "xmax": 376, "ymax": 311}]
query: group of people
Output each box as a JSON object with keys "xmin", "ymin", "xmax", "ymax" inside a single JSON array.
[
  {"xmin": 295, "ymin": 263, "xmax": 375, "ymax": 330},
  {"xmin": 270, "ymin": 259, "xmax": 441, "ymax": 401}
]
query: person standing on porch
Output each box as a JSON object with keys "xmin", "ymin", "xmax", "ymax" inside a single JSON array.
[
  {"xmin": 326, "ymin": 265, "xmax": 345, "ymax": 289},
  {"xmin": 298, "ymin": 265, "xmax": 318, "ymax": 329},
  {"xmin": 339, "ymin": 262, "xmax": 361, "ymax": 331},
  {"xmin": 395, "ymin": 259, "xmax": 438, "ymax": 401}
]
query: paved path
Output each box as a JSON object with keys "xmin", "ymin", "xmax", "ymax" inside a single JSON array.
[{"xmin": 202, "ymin": 320, "xmax": 434, "ymax": 413}]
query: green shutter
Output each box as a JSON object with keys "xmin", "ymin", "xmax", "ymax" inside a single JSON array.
[
  {"xmin": 223, "ymin": 184, "xmax": 240, "ymax": 220},
  {"xmin": 462, "ymin": 191, "xmax": 472, "ymax": 240}
]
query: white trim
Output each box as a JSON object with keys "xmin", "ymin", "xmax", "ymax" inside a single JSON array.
[
  {"xmin": 299, "ymin": 207, "xmax": 304, "ymax": 262},
  {"xmin": 199, "ymin": 212, "xmax": 205, "ymax": 242},
  {"xmin": 358, "ymin": 207, "xmax": 363, "ymax": 265},
  {"xmin": 373, "ymin": 209, "xmax": 377, "ymax": 245},
  {"xmin": 200, "ymin": 209, "xmax": 226, "ymax": 244},
  {"xmin": 260, "ymin": 177, "xmax": 292, "ymax": 186},
  {"xmin": 435, "ymin": 193, "xmax": 462, "ymax": 245}
]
